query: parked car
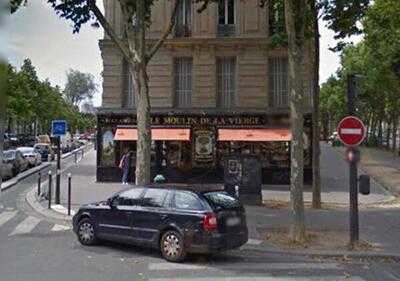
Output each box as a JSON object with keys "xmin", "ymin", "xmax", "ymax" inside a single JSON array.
[
  {"xmin": 4, "ymin": 133, "xmax": 18, "ymax": 148},
  {"xmin": 1, "ymin": 156, "xmax": 14, "ymax": 180},
  {"xmin": 72, "ymin": 185, "xmax": 248, "ymax": 262},
  {"xmin": 33, "ymin": 143, "xmax": 55, "ymax": 161},
  {"xmin": 17, "ymin": 147, "xmax": 42, "ymax": 167},
  {"xmin": 3, "ymin": 149, "xmax": 30, "ymax": 175}
]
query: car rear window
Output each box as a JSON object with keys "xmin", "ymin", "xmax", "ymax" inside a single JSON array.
[{"xmin": 203, "ymin": 191, "xmax": 240, "ymax": 210}]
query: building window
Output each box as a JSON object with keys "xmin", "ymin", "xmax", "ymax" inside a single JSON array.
[
  {"xmin": 269, "ymin": 0, "xmax": 285, "ymax": 35},
  {"xmin": 217, "ymin": 57, "xmax": 236, "ymax": 108},
  {"xmin": 218, "ymin": 0, "xmax": 235, "ymax": 37},
  {"xmin": 122, "ymin": 60, "xmax": 135, "ymax": 108},
  {"xmin": 174, "ymin": 57, "xmax": 193, "ymax": 107},
  {"xmin": 269, "ymin": 57, "xmax": 288, "ymax": 108},
  {"xmin": 175, "ymin": 0, "xmax": 192, "ymax": 37}
]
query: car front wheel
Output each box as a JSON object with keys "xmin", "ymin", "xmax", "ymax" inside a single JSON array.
[
  {"xmin": 77, "ymin": 218, "xmax": 97, "ymax": 246},
  {"xmin": 160, "ymin": 230, "xmax": 186, "ymax": 262}
]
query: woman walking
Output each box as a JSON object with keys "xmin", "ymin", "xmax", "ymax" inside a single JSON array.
[{"xmin": 119, "ymin": 151, "xmax": 132, "ymax": 185}]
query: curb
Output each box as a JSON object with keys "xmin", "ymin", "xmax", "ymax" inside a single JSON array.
[
  {"xmin": 1, "ymin": 162, "xmax": 51, "ymax": 191},
  {"xmin": 25, "ymin": 185, "xmax": 72, "ymax": 222},
  {"xmin": 242, "ymin": 244, "xmax": 400, "ymax": 259}
]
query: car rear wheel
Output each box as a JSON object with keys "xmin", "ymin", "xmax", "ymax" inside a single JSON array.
[
  {"xmin": 77, "ymin": 218, "xmax": 97, "ymax": 246},
  {"xmin": 160, "ymin": 230, "xmax": 186, "ymax": 262}
]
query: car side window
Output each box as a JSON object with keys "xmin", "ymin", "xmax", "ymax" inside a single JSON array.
[
  {"xmin": 173, "ymin": 191, "xmax": 203, "ymax": 211},
  {"xmin": 141, "ymin": 188, "xmax": 169, "ymax": 208},
  {"xmin": 115, "ymin": 188, "xmax": 144, "ymax": 206}
]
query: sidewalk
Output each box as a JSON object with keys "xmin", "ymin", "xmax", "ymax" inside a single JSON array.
[
  {"xmin": 262, "ymin": 142, "xmax": 394, "ymax": 204},
  {"xmin": 27, "ymin": 147, "xmax": 400, "ymax": 257},
  {"xmin": 335, "ymin": 145, "xmax": 400, "ymax": 196}
]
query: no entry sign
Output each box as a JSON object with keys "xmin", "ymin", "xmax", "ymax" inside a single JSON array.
[{"xmin": 338, "ymin": 116, "xmax": 366, "ymax": 147}]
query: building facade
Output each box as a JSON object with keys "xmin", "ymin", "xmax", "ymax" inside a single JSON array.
[{"xmin": 97, "ymin": 0, "xmax": 315, "ymax": 184}]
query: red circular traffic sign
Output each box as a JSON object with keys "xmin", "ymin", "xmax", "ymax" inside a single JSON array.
[{"xmin": 337, "ymin": 116, "xmax": 366, "ymax": 147}]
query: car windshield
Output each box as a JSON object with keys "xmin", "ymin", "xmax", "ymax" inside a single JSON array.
[
  {"xmin": 3, "ymin": 151, "xmax": 15, "ymax": 159},
  {"xmin": 203, "ymin": 191, "xmax": 241, "ymax": 210}
]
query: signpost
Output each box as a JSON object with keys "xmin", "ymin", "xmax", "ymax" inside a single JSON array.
[
  {"xmin": 338, "ymin": 74, "xmax": 367, "ymax": 247},
  {"xmin": 51, "ymin": 120, "xmax": 67, "ymax": 205}
]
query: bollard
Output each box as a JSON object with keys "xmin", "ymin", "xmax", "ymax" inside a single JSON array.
[
  {"xmin": 67, "ymin": 173, "xmax": 72, "ymax": 216},
  {"xmin": 37, "ymin": 171, "xmax": 41, "ymax": 196},
  {"xmin": 48, "ymin": 171, "xmax": 52, "ymax": 209},
  {"xmin": 82, "ymin": 148, "xmax": 84, "ymax": 159},
  {"xmin": 74, "ymin": 151, "xmax": 77, "ymax": 163},
  {"xmin": 55, "ymin": 169, "xmax": 61, "ymax": 204}
]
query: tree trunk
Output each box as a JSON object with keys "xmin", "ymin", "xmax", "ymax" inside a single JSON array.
[
  {"xmin": 392, "ymin": 116, "xmax": 398, "ymax": 152},
  {"xmin": 311, "ymin": 0, "xmax": 321, "ymax": 209},
  {"xmin": 0, "ymin": 65, "xmax": 7, "ymax": 195},
  {"xmin": 378, "ymin": 119, "xmax": 383, "ymax": 147},
  {"xmin": 134, "ymin": 66, "xmax": 152, "ymax": 185},
  {"xmin": 285, "ymin": 0, "xmax": 307, "ymax": 242},
  {"xmin": 385, "ymin": 120, "xmax": 391, "ymax": 150},
  {"xmin": 132, "ymin": 0, "xmax": 152, "ymax": 185}
]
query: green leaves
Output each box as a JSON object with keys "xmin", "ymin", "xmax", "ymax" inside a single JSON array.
[{"xmin": 5, "ymin": 60, "xmax": 94, "ymax": 134}]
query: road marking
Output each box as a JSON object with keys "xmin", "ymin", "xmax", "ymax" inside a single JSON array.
[
  {"xmin": 247, "ymin": 238, "xmax": 263, "ymax": 245},
  {"xmin": 0, "ymin": 211, "xmax": 18, "ymax": 227},
  {"xmin": 51, "ymin": 224, "xmax": 71, "ymax": 232},
  {"xmin": 149, "ymin": 276, "xmax": 365, "ymax": 281},
  {"xmin": 341, "ymin": 128, "xmax": 362, "ymax": 135},
  {"xmin": 148, "ymin": 262, "xmax": 341, "ymax": 271},
  {"xmin": 9, "ymin": 216, "xmax": 41, "ymax": 236},
  {"xmin": 52, "ymin": 204, "xmax": 76, "ymax": 216}
]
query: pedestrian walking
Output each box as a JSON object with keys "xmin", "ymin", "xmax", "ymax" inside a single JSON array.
[{"xmin": 119, "ymin": 151, "xmax": 132, "ymax": 185}]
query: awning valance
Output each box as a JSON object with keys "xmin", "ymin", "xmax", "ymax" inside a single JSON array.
[
  {"xmin": 218, "ymin": 128, "xmax": 291, "ymax": 142},
  {"xmin": 115, "ymin": 128, "xmax": 190, "ymax": 141}
]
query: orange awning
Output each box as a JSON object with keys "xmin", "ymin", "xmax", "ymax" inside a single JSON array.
[
  {"xmin": 218, "ymin": 128, "xmax": 291, "ymax": 142},
  {"xmin": 115, "ymin": 128, "xmax": 190, "ymax": 141}
]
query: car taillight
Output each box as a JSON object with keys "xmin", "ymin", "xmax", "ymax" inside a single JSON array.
[{"xmin": 203, "ymin": 213, "xmax": 217, "ymax": 231}]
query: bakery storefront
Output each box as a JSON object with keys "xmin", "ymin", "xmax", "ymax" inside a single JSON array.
[{"xmin": 96, "ymin": 110, "xmax": 312, "ymax": 184}]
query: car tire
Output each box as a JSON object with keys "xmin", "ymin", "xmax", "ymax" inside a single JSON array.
[
  {"xmin": 77, "ymin": 218, "xmax": 98, "ymax": 246},
  {"xmin": 160, "ymin": 230, "xmax": 186, "ymax": 262}
]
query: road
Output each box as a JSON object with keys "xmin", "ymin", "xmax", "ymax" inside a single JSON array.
[{"xmin": 0, "ymin": 155, "xmax": 399, "ymax": 281}]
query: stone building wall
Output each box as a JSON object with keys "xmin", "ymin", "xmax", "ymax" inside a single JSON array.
[{"xmin": 100, "ymin": 0, "xmax": 314, "ymax": 112}]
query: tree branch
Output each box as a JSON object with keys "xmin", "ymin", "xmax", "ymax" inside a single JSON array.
[
  {"xmin": 146, "ymin": 0, "xmax": 180, "ymax": 64},
  {"xmin": 87, "ymin": 0, "xmax": 140, "ymax": 64}
]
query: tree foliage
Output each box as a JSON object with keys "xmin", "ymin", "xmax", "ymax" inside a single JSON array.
[
  {"xmin": 63, "ymin": 69, "xmax": 97, "ymax": 106},
  {"xmin": 320, "ymin": 0, "xmax": 400, "ymax": 149},
  {"xmin": 5, "ymin": 59, "xmax": 95, "ymax": 134}
]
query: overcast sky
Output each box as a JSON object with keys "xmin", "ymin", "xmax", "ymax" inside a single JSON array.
[{"xmin": 1, "ymin": 1, "xmax": 344, "ymax": 107}]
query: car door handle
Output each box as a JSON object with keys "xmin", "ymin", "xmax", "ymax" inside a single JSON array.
[{"xmin": 160, "ymin": 214, "xmax": 168, "ymax": 220}]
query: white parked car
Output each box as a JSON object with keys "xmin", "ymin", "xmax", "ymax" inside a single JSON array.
[{"xmin": 17, "ymin": 147, "xmax": 42, "ymax": 167}]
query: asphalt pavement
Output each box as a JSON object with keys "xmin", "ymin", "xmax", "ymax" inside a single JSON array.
[{"xmin": 1, "ymin": 147, "xmax": 400, "ymax": 281}]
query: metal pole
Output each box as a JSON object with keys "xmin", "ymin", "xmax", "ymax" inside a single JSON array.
[
  {"xmin": 74, "ymin": 151, "xmax": 77, "ymax": 163},
  {"xmin": 55, "ymin": 136, "xmax": 61, "ymax": 204},
  {"xmin": 48, "ymin": 171, "xmax": 52, "ymax": 209},
  {"xmin": 37, "ymin": 171, "xmax": 41, "ymax": 196},
  {"xmin": 67, "ymin": 173, "xmax": 71, "ymax": 216},
  {"xmin": 347, "ymin": 74, "xmax": 359, "ymax": 245}
]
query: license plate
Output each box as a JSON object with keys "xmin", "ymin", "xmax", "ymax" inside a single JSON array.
[{"xmin": 226, "ymin": 217, "xmax": 241, "ymax": 226}]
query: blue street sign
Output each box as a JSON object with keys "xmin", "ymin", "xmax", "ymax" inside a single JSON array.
[{"xmin": 52, "ymin": 120, "xmax": 67, "ymax": 136}]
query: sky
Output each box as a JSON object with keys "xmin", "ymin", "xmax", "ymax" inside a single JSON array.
[{"xmin": 1, "ymin": 1, "xmax": 344, "ymax": 107}]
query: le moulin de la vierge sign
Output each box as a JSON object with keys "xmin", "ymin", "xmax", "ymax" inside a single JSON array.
[{"xmin": 98, "ymin": 115, "xmax": 291, "ymax": 127}]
